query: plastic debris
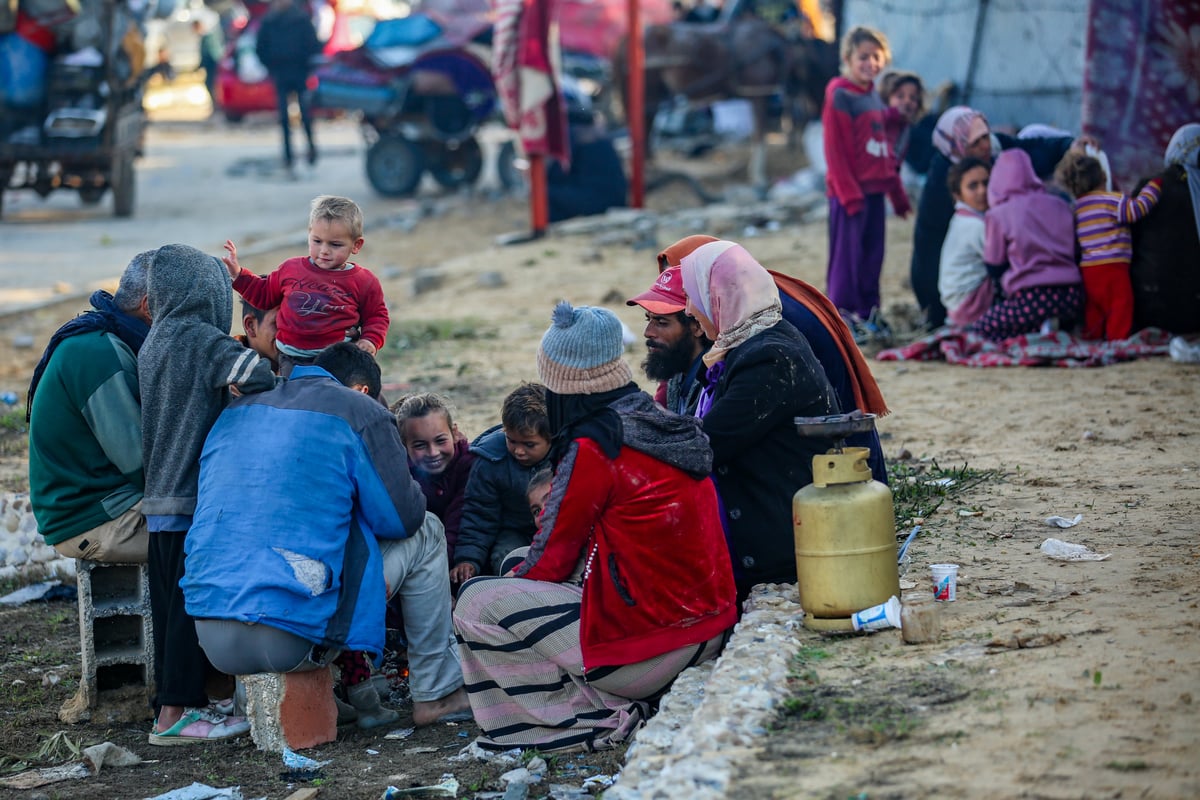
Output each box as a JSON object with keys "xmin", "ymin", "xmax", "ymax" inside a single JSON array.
[
  {"xmin": 1044, "ymin": 513, "xmax": 1083, "ymax": 528},
  {"xmin": 500, "ymin": 766, "xmax": 542, "ymax": 786},
  {"xmin": 144, "ymin": 783, "xmax": 245, "ymax": 800},
  {"xmin": 282, "ymin": 747, "xmax": 331, "ymax": 771},
  {"xmin": 380, "ymin": 774, "xmax": 458, "ymax": 797},
  {"xmin": 1039, "ymin": 538, "xmax": 1111, "ymax": 561},
  {"xmin": 384, "ymin": 727, "xmax": 415, "ymax": 740},
  {"xmin": 449, "ymin": 741, "xmax": 522, "ymax": 764},
  {"xmin": 896, "ymin": 524, "xmax": 921, "ymax": 565},
  {"xmin": 0, "ymin": 581, "xmax": 75, "ymax": 606},
  {"xmin": 582, "ymin": 774, "xmax": 615, "ymax": 791}
]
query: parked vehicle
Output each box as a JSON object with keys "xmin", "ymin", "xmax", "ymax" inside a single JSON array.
[
  {"xmin": 312, "ymin": 13, "xmax": 498, "ymax": 195},
  {"xmin": 0, "ymin": 0, "xmax": 147, "ymax": 218}
]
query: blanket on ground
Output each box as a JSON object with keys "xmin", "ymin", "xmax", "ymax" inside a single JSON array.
[{"xmin": 876, "ymin": 327, "xmax": 1172, "ymax": 368}]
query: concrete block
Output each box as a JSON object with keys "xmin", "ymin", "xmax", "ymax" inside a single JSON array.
[
  {"xmin": 243, "ymin": 668, "xmax": 337, "ymax": 752},
  {"xmin": 62, "ymin": 560, "xmax": 154, "ymax": 724}
]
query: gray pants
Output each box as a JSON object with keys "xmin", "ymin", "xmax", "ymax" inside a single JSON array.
[{"xmin": 196, "ymin": 512, "xmax": 462, "ymax": 701}]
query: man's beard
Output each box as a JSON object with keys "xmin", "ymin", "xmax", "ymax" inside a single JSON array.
[{"xmin": 642, "ymin": 337, "xmax": 698, "ymax": 381}]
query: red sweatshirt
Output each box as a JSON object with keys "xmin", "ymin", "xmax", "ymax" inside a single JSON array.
[
  {"xmin": 821, "ymin": 76, "xmax": 909, "ymax": 216},
  {"xmin": 233, "ymin": 257, "xmax": 390, "ymax": 351}
]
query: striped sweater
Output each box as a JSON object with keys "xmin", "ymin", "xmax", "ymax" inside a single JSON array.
[{"xmin": 1074, "ymin": 180, "xmax": 1162, "ymax": 269}]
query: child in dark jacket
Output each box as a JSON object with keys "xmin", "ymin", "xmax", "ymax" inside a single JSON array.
[
  {"xmin": 450, "ymin": 383, "xmax": 551, "ymax": 584},
  {"xmin": 393, "ymin": 392, "xmax": 475, "ymax": 565}
]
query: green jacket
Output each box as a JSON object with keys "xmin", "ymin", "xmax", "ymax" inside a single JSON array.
[{"xmin": 28, "ymin": 331, "xmax": 143, "ymax": 545}]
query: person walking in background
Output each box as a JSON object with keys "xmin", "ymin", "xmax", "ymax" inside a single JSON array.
[
  {"xmin": 192, "ymin": 17, "xmax": 224, "ymax": 114},
  {"xmin": 255, "ymin": 0, "xmax": 322, "ymax": 175},
  {"xmin": 821, "ymin": 25, "xmax": 909, "ymax": 345}
]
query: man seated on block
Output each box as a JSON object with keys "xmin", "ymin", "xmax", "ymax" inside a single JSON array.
[
  {"xmin": 28, "ymin": 251, "xmax": 155, "ymax": 563},
  {"xmin": 181, "ymin": 343, "xmax": 470, "ymax": 727}
]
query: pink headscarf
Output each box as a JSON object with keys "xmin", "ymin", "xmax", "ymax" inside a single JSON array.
[
  {"xmin": 933, "ymin": 106, "xmax": 989, "ymax": 163},
  {"xmin": 679, "ymin": 241, "xmax": 782, "ymax": 367}
]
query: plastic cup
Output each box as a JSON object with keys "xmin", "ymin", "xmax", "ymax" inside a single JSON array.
[
  {"xmin": 851, "ymin": 595, "xmax": 901, "ymax": 632},
  {"xmin": 931, "ymin": 563, "xmax": 959, "ymax": 601}
]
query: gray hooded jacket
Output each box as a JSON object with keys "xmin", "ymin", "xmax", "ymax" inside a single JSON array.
[{"xmin": 139, "ymin": 244, "xmax": 279, "ymax": 519}]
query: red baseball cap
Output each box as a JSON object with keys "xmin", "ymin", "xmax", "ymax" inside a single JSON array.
[{"xmin": 626, "ymin": 266, "xmax": 687, "ymax": 315}]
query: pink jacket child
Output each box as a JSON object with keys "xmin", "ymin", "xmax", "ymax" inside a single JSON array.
[{"xmin": 970, "ymin": 149, "xmax": 1084, "ymax": 341}]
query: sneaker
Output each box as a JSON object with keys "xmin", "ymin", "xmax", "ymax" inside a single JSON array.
[
  {"xmin": 209, "ymin": 697, "xmax": 235, "ymax": 716},
  {"xmin": 148, "ymin": 708, "xmax": 250, "ymax": 746},
  {"xmin": 841, "ymin": 312, "xmax": 871, "ymax": 346},
  {"xmin": 863, "ymin": 308, "xmax": 894, "ymax": 345}
]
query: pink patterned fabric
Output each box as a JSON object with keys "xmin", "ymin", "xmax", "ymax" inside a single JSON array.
[
  {"xmin": 1082, "ymin": 0, "xmax": 1200, "ymax": 188},
  {"xmin": 876, "ymin": 327, "xmax": 1171, "ymax": 368},
  {"xmin": 492, "ymin": 0, "xmax": 569, "ymax": 162}
]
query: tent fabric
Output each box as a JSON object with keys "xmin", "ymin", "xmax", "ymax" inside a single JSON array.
[
  {"xmin": 1082, "ymin": 0, "xmax": 1200, "ymax": 190},
  {"xmin": 842, "ymin": 0, "xmax": 1086, "ymax": 133}
]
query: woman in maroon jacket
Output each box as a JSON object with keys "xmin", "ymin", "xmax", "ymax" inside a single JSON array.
[{"xmin": 453, "ymin": 301, "xmax": 736, "ymax": 752}]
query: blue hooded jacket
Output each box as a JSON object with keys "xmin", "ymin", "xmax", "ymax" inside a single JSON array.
[{"xmin": 182, "ymin": 365, "xmax": 426, "ymax": 660}]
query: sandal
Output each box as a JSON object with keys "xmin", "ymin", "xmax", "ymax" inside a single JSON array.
[{"xmin": 148, "ymin": 707, "xmax": 250, "ymax": 746}]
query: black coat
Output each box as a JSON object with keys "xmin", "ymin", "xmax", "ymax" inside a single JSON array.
[
  {"xmin": 701, "ymin": 320, "xmax": 837, "ymax": 595},
  {"xmin": 1131, "ymin": 165, "xmax": 1200, "ymax": 334},
  {"xmin": 255, "ymin": 5, "xmax": 321, "ymax": 87}
]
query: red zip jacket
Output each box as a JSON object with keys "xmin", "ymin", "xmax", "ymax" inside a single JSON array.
[{"xmin": 518, "ymin": 438, "xmax": 736, "ymax": 669}]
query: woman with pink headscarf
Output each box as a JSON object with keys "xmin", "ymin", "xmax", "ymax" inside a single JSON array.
[
  {"xmin": 679, "ymin": 240, "xmax": 838, "ymax": 602},
  {"xmin": 910, "ymin": 106, "xmax": 1079, "ymax": 330}
]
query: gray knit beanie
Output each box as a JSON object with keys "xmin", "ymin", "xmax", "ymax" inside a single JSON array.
[{"xmin": 536, "ymin": 301, "xmax": 633, "ymax": 395}]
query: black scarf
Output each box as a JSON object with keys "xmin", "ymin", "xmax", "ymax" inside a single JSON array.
[
  {"xmin": 546, "ymin": 382, "xmax": 640, "ymax": 466},
  {"xmin": 26, "ymin": 290, "xmax": 150, "ymax": 422}
]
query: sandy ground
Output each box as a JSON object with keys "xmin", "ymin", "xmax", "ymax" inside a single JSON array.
[{"xmin": 1, "ymin": 136, "xmax": 1197, "ymax": 797}]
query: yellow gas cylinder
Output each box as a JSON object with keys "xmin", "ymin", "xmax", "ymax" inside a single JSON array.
[{"xmin": 793, "ymin": 446, "xmax": 899, "ymax": 632}]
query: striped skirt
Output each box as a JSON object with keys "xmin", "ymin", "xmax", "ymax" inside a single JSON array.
[{"xmin": 453, "ymin": 576, "xmax": 724, "ymax": 752}]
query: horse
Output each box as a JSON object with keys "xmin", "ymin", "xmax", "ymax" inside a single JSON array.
[{"xmin": 613, "ymin": 16, "xmax": 838, "ymax": 190}]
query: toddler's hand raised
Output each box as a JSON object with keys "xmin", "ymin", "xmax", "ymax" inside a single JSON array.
[
  {"xmin": 354, "ymin": 339, "xmax": 378, "ymax": 356},
  {"xmin": 221, "ymin": 240, "xmax": 242, "ymax": 280}
]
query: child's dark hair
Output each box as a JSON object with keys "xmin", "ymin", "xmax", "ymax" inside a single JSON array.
[
  {"xmin": 840, "ymin": 25, "xmax": 890, "ymax": 67},
  {"xmin": 314, "ymin": 342, "xmax": 381, "ymax": 399},
  {"xmin": 1054, "ymin": 151, "xmax": 1106, "ymax": 199},
  {"xmin": 946, "ymin": 156, "xmax": 990, "ymax": 196},
  {"xmin": 501, "ymin": 382, "xmax": 550, "ymax": 440},
  {"xmin": 392, "ymin": 392, "xmax": 455, "ymax": 442},
  {"xmin": 527, "ymin": 465, "xmax": 554, "ymax": 497},
  {"xmin": 879, "ymin": 70, "xmax": 926, "ymax": 118}
]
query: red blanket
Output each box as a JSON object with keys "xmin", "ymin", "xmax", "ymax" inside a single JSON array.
[{"xmin": 876, "ymin": 328, "xmax": 1172, "ymax": 368}]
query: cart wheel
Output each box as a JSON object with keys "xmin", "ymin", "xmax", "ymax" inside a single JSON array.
[
  {"xmin": 428, "ymin": 137, "xmax": 483, "ymax": 190},
  {"xmin": 79, "ymin": 185, "xmax": 107, "ymax": 205},
  {"xmin": 496, "ymin": 140, "xmax": 523, "ymax": 191},
  {"xmin": 112, "ymin": 153, "xmax": 135, "ymax": 218},
  {"xmin": 366, "ymin": 135, "xmax": 424, "ymax": 197}
]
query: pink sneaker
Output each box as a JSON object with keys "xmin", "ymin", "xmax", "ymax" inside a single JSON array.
[{"xmin": 148, "ymin": 707, "xmax": 250, "ymax": 746}]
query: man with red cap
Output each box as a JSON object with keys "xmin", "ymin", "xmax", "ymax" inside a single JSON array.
[{"xmin": 626, "ymin": 266, "xmax": 712, "ymax": 415}]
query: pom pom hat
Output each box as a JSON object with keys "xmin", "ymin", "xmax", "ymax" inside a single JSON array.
[{"xmin": 537, "ymin": 301, "xmax": 633, "ymax": 395}]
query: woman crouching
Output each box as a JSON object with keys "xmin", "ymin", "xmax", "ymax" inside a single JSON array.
[{"xmin": 453, "ymin": 301, "xmax": 737, "ymax": 752}]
